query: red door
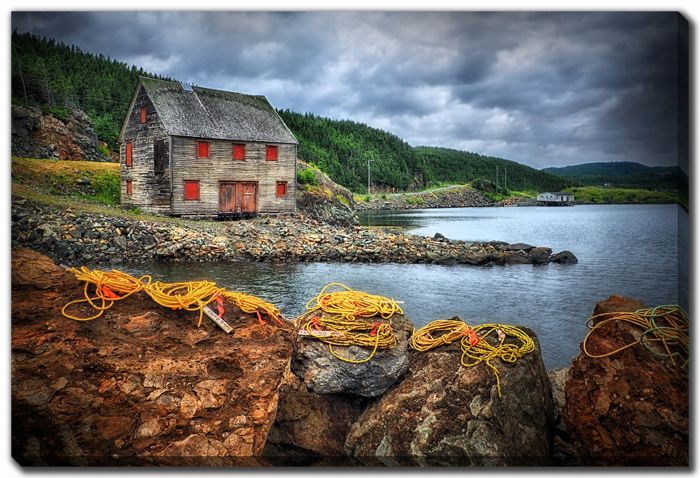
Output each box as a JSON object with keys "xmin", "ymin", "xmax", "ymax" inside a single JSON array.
[{"xmin": 219, "ymin": 182, "xmax": 257, "ymax": 213}]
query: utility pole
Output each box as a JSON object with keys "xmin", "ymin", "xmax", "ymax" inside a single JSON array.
[
  {"xmin": 496, "ymin": 166, "xmax": 499, "ymax": 193},
  {"xmin": 367, "ymin": 157, "xmax": 375, "ymax": 196}
]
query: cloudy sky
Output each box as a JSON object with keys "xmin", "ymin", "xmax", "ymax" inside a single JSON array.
[{"xmin": 12, "ymin": 11, "xmax": 686, "ymax": 169}]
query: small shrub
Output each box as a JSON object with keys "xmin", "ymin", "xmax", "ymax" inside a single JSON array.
[
  {"xmin": 335, "ymin": 194, "xmax": 350, "ymax": 207},
  {"xmin": 297, "ymin": 168, "xmax": 318, "ymax": 186},
  {"xmin": 90, "ymin": 173, "xmax": 120, "ymax": 205},
  {"xmin": 363, "ymin": 195, "xmax": 371, "ymax": 202},
  {"xmin": 42, "ymin": 105, "xmax": 70, "ymax": 123},
  {"xmin": 98, "ymin": 143, "xmax": 111, "ymax": 158}
]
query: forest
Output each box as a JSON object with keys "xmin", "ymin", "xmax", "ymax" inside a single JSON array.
[{"xmin": 12, "ymin": 31, "xmax": 574, "ymax": 194}]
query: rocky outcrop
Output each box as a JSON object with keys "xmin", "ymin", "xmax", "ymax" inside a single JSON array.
[
  {"xmin": 11, "ymin": 249, "xmax": 295, "ymax": 466},
  {"xmin": 291, "ymin": 314, "xmax": 413, "ymax": 397},
  {"xmin": 264, "ymin": 367, "xmax": 370, "ymax": 462},
  {"xmin": 296, "ymin": 161, "xmax": 358, "ymax": 226},
  {"xmin": 562, "ymin": 295, "xmax": 688, "ymax": 466},
  {"xmin": 12, "ymin": 105, "xmax": 111, "ymax": 162},
  {"xmin": 344, "ymin": 327, "xmax": 555, "ymax": 466},
  {"xmin": 12, "ymin": 198, "xmax": 577, "ymax": 267},
  {"xmin": 356, "ymin": 186, "xmax": 492, "ymax": 210}
]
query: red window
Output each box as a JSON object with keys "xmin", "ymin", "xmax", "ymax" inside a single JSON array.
[
  {"xmin": 266, "ymin": 145, "xmax": 278, "ymax": 161},
  {"xmin": 233, "ymin": 143, "xmax": 246, "ymax": 160},
  {"xmin": 184, "ymin": 180, "xmax": 200, "ymax": 200},
  {"xmin": 140, "ymin": 107, "xmax": 146, "ymax": 124},
  {"xmin": 126, "ymin": 180, "xmax": 133, "ymax": 195},
  {"xmin": 276, "ymin": 181, "xmax": 287, "ymax": 197},
  {"xmin": 197, "ymin": 142, "xmax": 210, "ymax": 158},
  {"xmin": 125, "ymin": 142, "xmax": 133, "ymax": 167}
]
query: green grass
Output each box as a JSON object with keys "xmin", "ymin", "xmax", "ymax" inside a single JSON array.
[
  {"xmin": 12, "ymin": 157, "xmax": 121, "ymax": 205},
  {"xmin": 564, "ymin": 186, "xmax": 680, "ymax": 205}
]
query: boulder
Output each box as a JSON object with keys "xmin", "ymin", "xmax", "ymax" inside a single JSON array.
[
  {"xmin": 527, "ymin": 246, "xmax": 552, "ymax": 265},
  {"xmin": 550, "ymin": 250, "xmax": 578, "ymax": 264},
  {"xmin": 11, "ymin": 249, "xmax": 295, "ymax": 466},
  {"xmin": 344, "ymin": 327, "xmax": 555, "ymax": 466},
  {"xmin": 290, "ymin": 313, "xmax": 413, "ymax": 397},
  {"xmin": 264, "ymin": 367, "xmax": 370, "ymax": 462},
  {"xmin": 507, "ymin": 242, "xmax": 534, "ymax": 252},
  {"xmin": 562, "ymin": 295, "xmax": 688, "ymax": 466}
]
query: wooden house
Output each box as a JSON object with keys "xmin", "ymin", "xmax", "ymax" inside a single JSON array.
[
  {"xmin": 118, "ymin": 77, "xmax": 298, "ymax": 217},
  {"xmin": 536, "ymin": 191, "xmax": 575, "ymax": 206}
]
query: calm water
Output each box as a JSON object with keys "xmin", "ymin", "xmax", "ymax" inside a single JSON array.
[{"xmin": 118, "ymin": 204, "xmax": 688, "ymax": 369}]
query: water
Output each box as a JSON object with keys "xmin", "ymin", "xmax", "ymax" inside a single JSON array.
[{"xmin": 118, "ymin": 204, "xmax": 688, "ymax": 369}]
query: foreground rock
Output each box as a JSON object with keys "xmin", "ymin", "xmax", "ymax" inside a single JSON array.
[
  {"xmin": 563, "ymin": 295, "xmax": 688, "ymax": 466},
  {"xmin": 291, "ymin": 313, "xmax": 413, "ymax": 397},
  {"xmin": 264, "ymin": 367, "xmax": 370, "ymax": 463},
  {"xmin": 12, "ymin": 105, "xmax": 111, "ymax": 162},
  {"xmin": 12, "ymin": 249, "xmax": 294, "ymax": 466},
  {"xmin": 345, "ymin": 327, "xmax": 555, "ymax": 466},
  {"xmin": 12, "ymin": 198, "xmax": 578, "ymax": 267}
]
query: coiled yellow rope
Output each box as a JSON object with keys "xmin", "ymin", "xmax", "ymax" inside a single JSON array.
[
  {"xmin": 295, "ymin": 283, "xmax": 403, "ymax": 364},
  {"xmin": 583, "ymin": 304, "xmax": 688, "ymax": 368},
  {"xmin": 410, "ymin": 318, "xmax": 535, "ymax": 398},
  {"xmin": 62, "ymin": 267, "xmax": 284, "ymax": 327}
]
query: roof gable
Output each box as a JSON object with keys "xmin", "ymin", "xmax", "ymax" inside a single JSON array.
[{"xmin": 137, "ymin": 77, "xmax": 297, "ymax": 144}]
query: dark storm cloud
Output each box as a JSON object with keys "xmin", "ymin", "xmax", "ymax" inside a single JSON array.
[{"xmin": 11, "ymin": 11, "xmax": 685, "ymax": 169}]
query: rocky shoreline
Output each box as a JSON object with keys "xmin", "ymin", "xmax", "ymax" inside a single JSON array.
[
  {"xmin": 11, "ymin": 198, "xmax": 578, "ymax": 266},
  {"xmin": 355, "ymin": 186, "xmax": 493, "ymax": 210},
  {"xmin": 11, "ymin": 250, "xmax": 688, "ymax": 466}
]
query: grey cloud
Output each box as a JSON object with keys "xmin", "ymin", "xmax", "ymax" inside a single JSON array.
[{"xmin": 11, "ymin": 11, "xmax": 685, "ymax": 169}]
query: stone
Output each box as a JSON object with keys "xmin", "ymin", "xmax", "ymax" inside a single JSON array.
[
  {"xmin": 345, "ymin": 327, "xmax": 555, "ymax": 466},
  {"xmin": 507, "ymin": 242, "xmax": 534, "ymax": 252},
  {"xmin": 562, "ymin": 295, "xmax": 688, "ymax": 466},
  {"xmin": 550, "ymin": 250, "xmax": 578, "ymax": 264},
  {"xmin": 265, "ymin": 367, "xmax": 370, "ymax": 459},
  {"xmin": 291, "ymin": 313, "xmax": 413, "ymax": 397},
  {"xmin": 11, "ymin": 251, "xmax": 294, "ymax": 466}
]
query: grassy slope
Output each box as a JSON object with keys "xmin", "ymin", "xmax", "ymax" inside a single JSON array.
[{"xmin": 563, "ymin": 186, "xmax": 682, "ymax": 206}]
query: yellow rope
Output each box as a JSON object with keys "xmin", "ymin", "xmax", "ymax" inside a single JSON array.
[
  {"xmin": 62, "ymin": 267, "xmax": 284, "ymax": 327},
  {"xmin": 583, "ymin": 304, "xmax": 688, "ymax": 368},
  {"xmin": 295, "ymin": 283, "xmax": 402, "ymax": 364},
  {"xmin": 409, "ymin": 318, "xmax": 535, "ymax": 398}
]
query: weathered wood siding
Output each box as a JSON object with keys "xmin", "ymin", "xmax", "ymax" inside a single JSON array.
[
  {"xmin": 120, "ymin": 86, "xmax": 171, "ymax": 214},
  {"xmin": 170, "ymin": 136, "xmax": 296, "ymax": 216}
]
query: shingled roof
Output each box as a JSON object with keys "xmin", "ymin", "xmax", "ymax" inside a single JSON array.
[{"xmin": 135, "ymin": 77, "xmax": 297, "ymax": 144}]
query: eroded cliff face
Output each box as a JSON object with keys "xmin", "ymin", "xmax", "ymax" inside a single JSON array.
[
  {"xmin": 12, "ymin": 105, "xmax": 112, "ymax": 162},
  {"xmin": 11, "ymin": 248, "xmax": 294, "ymax": 466}
]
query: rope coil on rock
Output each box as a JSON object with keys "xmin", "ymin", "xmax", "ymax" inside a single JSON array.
[
  {"xmin": 295, "ymin": 283, "xmax": 403, "ymax": 364},
  {"xmin": 410, "ymin": 318, "xmax": 535, "ymax": 398},
  {"xmin": 62, "ymin": 266, "xmax": 284, "ymax": 327},
  {"xmin": 583, "ymin": 304, "xmax": 688, "ymax": 368}
]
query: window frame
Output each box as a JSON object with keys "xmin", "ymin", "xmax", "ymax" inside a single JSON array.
[
  {"xmin": 183, "ymin": 180, "xmax": 201, "ymax": 201},
  {"xmin": 197, "ymin": 141, "xmax": 211, "ymax": 159},
  {"xmin": 125, "ymin": 141, "xmax": 133, "ymax": 167},
  {"xmin": 232, "ymin": 143, "xmax": 246, "ymax": 161},
  {"xmin": 276, "ymin": 181, "xmax": 287, "ymax": 197},
  {"xmin": 139, "ymin": 107, "xmax": 147, "ymax": 124},
  {"xmin": 126, "ymin": 179, "xmax": 133, "ymax": 196},
  {"xmin": 266, "ymin": 145, "xmax": 278, "ymax": 161}
]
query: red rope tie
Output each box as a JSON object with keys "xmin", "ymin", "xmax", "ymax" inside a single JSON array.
[
  {"xmin": 463, "ymin": 327, "xmax": 480, "ymax": 346},
  {"xmin": 100, "ymin": 286, "xmax": 120, "ymax": 300},
  {"xmin": 215, "ymin": 295, "xmax": 225, "ymax": 318},
  {"xmin": 256, "ymin": 310, "xmax": 265, "ymax": 326},
  {"xmin": 370, "ymin": 322, "xmax": 380, "ymax": 337}
]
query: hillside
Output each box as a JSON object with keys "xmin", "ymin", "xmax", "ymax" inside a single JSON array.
[
  {"xmin": 11, "ymin": 31, "xmax": 167, "ymax": 151},
  {"xmin": 277, "ymin": 110, "xmax": 428, "ymax": 192},
  {"xmin": 415, "ymin": 146, "xmax": 569, "ymax": 193},
  {"xmin": 543, "ymin": 161, "xmax": 685, "ymax": 190}
]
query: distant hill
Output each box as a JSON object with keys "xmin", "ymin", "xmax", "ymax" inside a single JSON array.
[
  {"xmin": 415, "ymin": 146, "xmax": 570, "ymax": 192},
  {"xmin": 543, "ymin": 161, "xmax": 685, "ymax": 190}
]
